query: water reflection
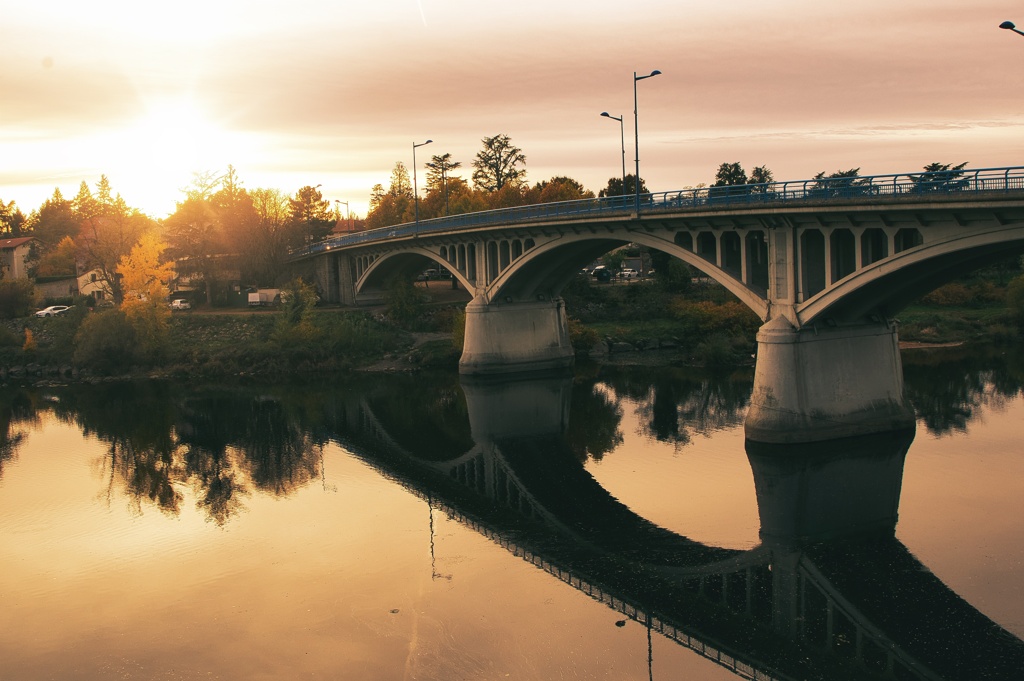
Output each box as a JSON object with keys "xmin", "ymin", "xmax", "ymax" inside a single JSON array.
[
  {"xmin": 902, "ymin": 346, "xmax": 1024, "ymax": 436},
  {"xmin": 0, "ymin": 353, "xmax": 1021, "ymax": 679}
]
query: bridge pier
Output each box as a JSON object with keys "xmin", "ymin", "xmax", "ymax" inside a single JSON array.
[
  {"xmin": 459, "ymin": 297, "xmax": 575, "ymax": 375},
  {"xmin": 745, "ymin": 318, "xmax": 915, "ymax": 443}
]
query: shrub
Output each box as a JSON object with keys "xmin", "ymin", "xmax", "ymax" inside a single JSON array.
[
  {"xmin": 271, "ymin": 279, "xmax": 322, "ymax": 350},
  {"xmin": 384, "ymin": 276, "xmax": 427, "ymax": 329},
  {"xmin": 693, "ymin": 333, "xmax": 734, "ymax": 367},
  {"xmin": 568, "ymin": 317, "xmax": 599, "ymax": 354},
  {"xmin": 73, "ymin": 310, "xmax": 138, "ymax": 373},
  {"xmin": 0, "ymin": 326, "xmax": 19, "ymax": 348},
  {"xmin": 1008, "ymin": 276, "xmax": 1024, "ymax": 326},
  {"xmin": 451, "ymin": 308, "xmax": 466, "ymax": 351},
  {"xmin": 0, "ymin": 280, "xmax": 34, "ymax": 319}
]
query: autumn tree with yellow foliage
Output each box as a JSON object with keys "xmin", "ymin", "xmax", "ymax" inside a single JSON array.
[{"xmin": 117, "ymin": 232, "xmax": 175, "ymax": 359}]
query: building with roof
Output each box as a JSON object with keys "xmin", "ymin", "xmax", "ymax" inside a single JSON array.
[{"xmin": 0, "ymin": 237, "xmax": 37, "ymax": 280}]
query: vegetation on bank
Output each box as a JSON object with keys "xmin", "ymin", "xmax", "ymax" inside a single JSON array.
[
  {"xmin": 0, "ymin": 279, "xmax": 437, "ymax": 379},
  {"xmin": 3, "ymin": 255, "xmax": 1023, "ymax": 381}
]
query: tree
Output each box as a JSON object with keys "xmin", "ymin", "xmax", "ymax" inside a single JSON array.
[
  {"xmin": 811, "ymin": 168, "xmax": 869, "ymax": 195},
  {"xmin": 909, "ymin": 162, "xmax": 970, "ymax": 192},
  {"xmin": 73, "ymin": 181, "xmax": 99, "ymax": 221},
  {"xmin": 246, "ymin": 188, "xmax": 292, "ymax": 286},
  {"xmin": 77, "ymin": 177, "xmax": 153, "ymax": 304},
  {"xmin": 365, "ymin": 163, "xmax": 414, "ymax": 229},
  {"xmin": 117, "ymin": 231, "xmax": 174, "ymax": 360},
  {"xmin": 34, "ymin": 236, "xmax": 77, "ymax": 278},
  {"xmin": 26, "ymin": 188, "xmax": 78, "ymax": 248},
  {"xmin": 425, "ymin": 153, "xmax": 462, "ymax": 217},
  {"xmin": 713, "ymin": 162, "xmax": 747, "ymax": 186},
  {"xmin": 0, "ymin": 199, "xmax": 26, "ymax": 237},
  {"xmin": 288, "ymin": 185, "xmax": 333, "ymax": 247},
  {"xmin": 472, "ymin": 134, "xmax": 527, "ymax": 192},
  {"xmin": 748, "ymin": 165, "xmax": 774, "ymax": 185},
  {"xmin": 599, "ymin": 174, "xmax": 648, "ymax": 198},
  {"xmin": 183, "ymin": 169, "xmax": 224, "ymax": 202},
  {"xmin": 163, "ymin": 196, "xmax": 223, "ymax": 304},
  {"xmin": 534, "ymin": 176, "xmax": 595, "ymax": 203},
  {"xmin": 420, "ymin": 176, "xmax": 472, "ymax": 220},
  {"xmin": 388, "ymin": 162, "xmax": 413, "ymax": 198}
]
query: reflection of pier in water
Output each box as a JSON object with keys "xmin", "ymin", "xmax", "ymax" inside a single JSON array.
[{"xmin": 339, "ymin": 373, "xmax": 1023, "ymax": 681}]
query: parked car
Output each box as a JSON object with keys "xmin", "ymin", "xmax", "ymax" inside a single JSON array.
[
  {"xmin": 35, "ymin": 305, "xmax": 70, "ymax": 317},
  {"xmin": 417, "ymin": 268, "xmax": 440, "ymax": 281},
  {"xmin": 170, "ymin": 298, "xmax": 192, "ymax": 311},
  {"xmin": 619, "ymin": 268, "xmax": 639, "ymax": 279}
]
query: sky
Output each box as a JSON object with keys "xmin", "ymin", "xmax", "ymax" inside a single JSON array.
[{"xmin": 2, "ymin": 1, "xmax": 1023, "ymax": 219}]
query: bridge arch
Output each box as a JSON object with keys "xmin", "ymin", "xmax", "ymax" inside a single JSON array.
[
  {"xmin": 479, "ymin": 231, "xmax": 770, "ymax": 320},
  {"xmin": 355, "ymin": 245, "xmax": 474, "ymax": 299},
  {"xmin": 797, "ymin": 224, "xmax": 1024, "ymax": 325}
]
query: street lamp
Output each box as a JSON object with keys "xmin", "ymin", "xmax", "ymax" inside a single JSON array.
[
  {"xmin": 1000, "ymin": 20, "xmax": 1024, "ymax": 37},
  {"xmin": 334, "ymin": 199, "xmax": 350, "ymax": 231},
  {"xmin": 633, "ymin": 69, "xmax": 662, "ymax": 214},
  {"xmin": 600, "ymin": 112, "xmax": 626, "ymax": 198},
  {"xmin": 413, "ymin": 139, "xmax": 433, "ymax": 222}
]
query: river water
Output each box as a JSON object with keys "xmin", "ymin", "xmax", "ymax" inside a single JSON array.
[{"xmin": 0, "ymin": 347, "xmax": 1021, "ymax": 680}]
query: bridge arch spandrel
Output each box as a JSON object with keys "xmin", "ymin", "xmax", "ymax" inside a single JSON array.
[
  {"xmin": 796, "ymin": 223, "xmax": 1024, "ymax": 326},
  {"xmin": 356, "ymin": 245, "xmax": 474, "ymax": 297},
  {"xmin": 478, "ymin": 230, "xmax": 770, "ymax": 320},
  {"xmin": 629, "ymin": 232, "xmax": 771, "ymax": 320}
]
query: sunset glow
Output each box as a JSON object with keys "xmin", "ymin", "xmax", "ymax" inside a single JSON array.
[{"xmin": 3, "ymin": 1, "xmax": 1023, "ymax": 218}]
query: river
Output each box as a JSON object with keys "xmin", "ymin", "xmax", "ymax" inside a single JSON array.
[{"xmin": 0, "ymin": 346, "xmax": 1021, "ymax": 680}]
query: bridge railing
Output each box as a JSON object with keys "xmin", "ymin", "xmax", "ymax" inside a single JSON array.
[{"xmin": 293, "ymin": 165, "xmax": 1024, "ymax": 258}]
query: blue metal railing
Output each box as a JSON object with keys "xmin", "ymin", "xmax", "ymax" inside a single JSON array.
[{"xmin": 294, "ymin": 165, "xmax": 1024, "ymax": 258}]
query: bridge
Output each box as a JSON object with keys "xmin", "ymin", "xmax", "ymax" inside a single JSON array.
[
  {"xmin": 292, "ymin": 165, "xmax": 1024, "ymax": 442},
  {"xmin": 330, "ymin": 372, "xmax": 1024, "ymax": 681}
]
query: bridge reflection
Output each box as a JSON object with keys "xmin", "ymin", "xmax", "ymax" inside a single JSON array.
[
  {"xmin": 1, "ymin": 365, "xmax": 1021, "ymax": 679},
  {"xmin": 346, "ymin": 372, "xmax": 1023, "ymax": 681}
]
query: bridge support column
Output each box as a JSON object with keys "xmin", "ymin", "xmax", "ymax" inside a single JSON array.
[
  {"xmin": 745, "ymin": 318, "xmax": 915, "ymax": 443},
  {"xmin": 459, "ymin": 297, "xmax": 575, "ymax": 375}
]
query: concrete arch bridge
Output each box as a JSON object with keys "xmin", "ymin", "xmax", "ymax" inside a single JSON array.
[{"xmin": 293, "ymin": 165, "xmax": 1024, "ymax": 442}]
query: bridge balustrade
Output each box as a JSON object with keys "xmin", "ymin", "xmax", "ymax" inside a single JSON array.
[{"xmin": 293, "ymin": 165, "xmax": 1024, "ymax": 258}]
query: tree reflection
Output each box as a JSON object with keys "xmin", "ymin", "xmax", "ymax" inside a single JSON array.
[
  {"xmin": 0, "ymin": 388, "xmax": 35, "ymax": 480},
  {"xmin": 41, "ymin": 383, "xmax": 326, "ymax": 524},
  {"xmin": 594, "ymin": 366, "xmax": 753, "ymax": 448},
  {"xmin": 903, "ymin": 347, "xmax": 1024, "ymax": 436},
  {"xmin": 5, "ymin": 342, "xmax": 1020, "ymax": 523},
  {"xmin": 564, "ymin": 379, "xmax": 623, "ymax": 462},
  {"xmin": 53, "ymin": 383, "xmax": 183, "ymax": 517}
]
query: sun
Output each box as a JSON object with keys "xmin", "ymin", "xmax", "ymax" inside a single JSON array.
[{"xmin": 100, "ymin": 97, "xmax": 243, "ymax": 216}]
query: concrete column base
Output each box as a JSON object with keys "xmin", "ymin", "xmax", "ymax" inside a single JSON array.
[
  {"xmin": 745, "ymin": 317, "xmax": 916, "ymax": 443},
  {"xmin": 459, "ymin": 297, "xmax": 575, "ymax": 375}
]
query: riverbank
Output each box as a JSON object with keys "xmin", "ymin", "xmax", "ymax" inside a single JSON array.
[{"xmin": 2, "ymin": 275, "xmax": 1020, "ymax": 384}]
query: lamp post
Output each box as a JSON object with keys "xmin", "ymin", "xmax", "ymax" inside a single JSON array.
[
  {"xmin": 334, "ymin": 199, "xmax": 349, "ymax": 231},
  {"xmin": 413, "ymin": 139, "xmax": 433, "ymax": 222},
  {"xmin": 1000, "ymin": 20, "xmax": 1024, "ymax": 37},
  {"xmin": 600, "ymin": 112, "xmax": 627, "ymax": 197},
  {"xmin": 633, "ymin": 69, "xmax": 662, "ymax": 214}
]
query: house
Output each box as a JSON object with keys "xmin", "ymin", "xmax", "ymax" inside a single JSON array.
[
  {"xmin": 78, "ymin": 268, "xmax": 113, "ymax": 302},
  {"xmin": 0, "ymin": 236, "xmax": 37, "ymax": 280}
]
